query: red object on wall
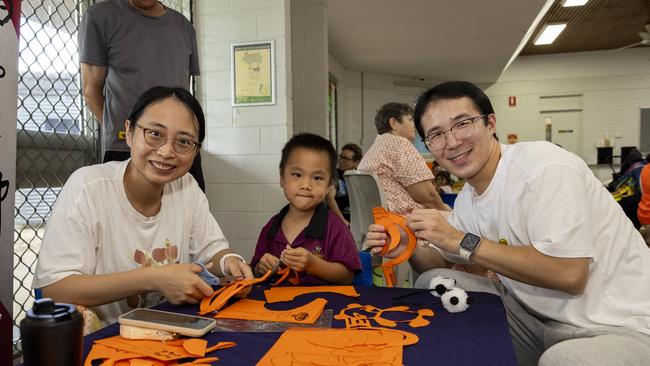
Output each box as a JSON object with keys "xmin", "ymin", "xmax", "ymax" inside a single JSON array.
[{"xmin": 508, "ymin": 96, "xmax": 516, "ymax": 107}]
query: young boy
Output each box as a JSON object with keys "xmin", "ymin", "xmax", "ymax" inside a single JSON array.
[{"xmin": 251, "ymin": 133, "xmax": 361, "ymax": 284}]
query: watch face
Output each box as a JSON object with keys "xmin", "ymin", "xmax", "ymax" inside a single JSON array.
[{"xmin": 461, "ymin": 233, "xmax": 481, "ymax": 251}]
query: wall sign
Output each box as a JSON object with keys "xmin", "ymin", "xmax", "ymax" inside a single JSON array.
[{"xmin": 231, "ymin": 40, "xmax": 276, "ymax": 107}]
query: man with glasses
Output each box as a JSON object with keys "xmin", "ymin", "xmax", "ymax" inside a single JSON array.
[
  {"xmin": 365, "ymin": 81, "xmax": 650, "ymax": 365},
  {"xmin": 327, "ymin": 143, "xmax": 363, "ymax": 222}
]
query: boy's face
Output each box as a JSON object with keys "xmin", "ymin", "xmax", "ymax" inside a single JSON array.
[{"xmin": 280, "ymin": 147, "xmax": 333, "ymax": 213}]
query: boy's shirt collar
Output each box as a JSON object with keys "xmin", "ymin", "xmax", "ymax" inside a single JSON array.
[{"xmin": 267, "ymin": 202, "xmax": 328, "ymax": 240}]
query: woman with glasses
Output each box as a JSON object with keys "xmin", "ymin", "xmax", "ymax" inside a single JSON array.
[
  {"xmin": 358, "ymin": 102, "xmax": 449, "ymax": 216},
  {"xmin": 34, "ymin": 86, "xmax": 253, "ymax": 327}
]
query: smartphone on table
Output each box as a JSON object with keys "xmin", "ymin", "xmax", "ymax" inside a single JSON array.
[{"xmin": 119, "ymin": 308, "xmax": 216, "ymax": 337}]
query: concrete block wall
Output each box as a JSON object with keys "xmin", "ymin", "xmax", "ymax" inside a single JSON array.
[
  {"xmin": 291, "ymin": 0, "xmax": 328, "ymax": 137},
  {"xmin": 194, "ymin": 0, "xmax": 292, "ymax": 260}
]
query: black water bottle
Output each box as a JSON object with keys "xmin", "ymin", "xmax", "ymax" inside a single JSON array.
[{"xmin": 20, "ymin": 298, "xmax": 83, "ymax": 366}]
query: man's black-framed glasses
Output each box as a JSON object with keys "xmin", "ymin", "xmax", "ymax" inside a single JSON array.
[
  {"xmin": 136, "ymin": 125, "xmax": 200, "ymax": 155},
  {"xmin": 422, "ymin": 114, "xmax": 487, "ymax": 151},
  {"xmin": 338, "ymin": 154, "xmax": 354, "ymax": 161}
]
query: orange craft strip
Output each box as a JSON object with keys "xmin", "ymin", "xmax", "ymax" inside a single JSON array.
[
  {"xmin": 372, "ymin": 207, "xmax": 417, "ymax": 287},
  {"xmin": 199, "ymin": 270, "xmax": 273, "ymax": 315},
  {"xmin": 205, "ymin": 341, "xmax": 237, "ymax": 354},
  {"xmin": 95, "ymin": 336, "xmax": 193, "ymax": 361},
  {"xmin": 114, "ymin": 359, "xmax": 167, "ymax": 366},
  {"xmin": 264, "ymin": 285, "xmax": 359, "ymax": 303},
  {"xmin": 270, "ymin": 266, "xmax": 300, "ymax": 286},
  {"xmin": 214, "ymin": 298, "xmax": 327, "ymax": 324}
]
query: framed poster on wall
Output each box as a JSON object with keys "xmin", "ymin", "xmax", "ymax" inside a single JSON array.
[{"xmin": 231, "ymin": 40, "xmax": 275, "ymax": 107}]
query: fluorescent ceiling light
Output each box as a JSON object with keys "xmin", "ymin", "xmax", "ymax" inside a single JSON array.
[
  {"xmin": 534, "ymin": 23, "xmax": 567, "ymax": 45},
  {"xmin": 563, "ymin": 0, "xmax": 589, "ymax": 7}
]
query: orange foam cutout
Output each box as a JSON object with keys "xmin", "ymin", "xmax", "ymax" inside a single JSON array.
[
  {"xmin": 214, "ymin": 298, "xmax": 327, "ymax": 324},
  {"xmin": 264, "ymin": 285, "xmax": 359, "ymax": 303}
]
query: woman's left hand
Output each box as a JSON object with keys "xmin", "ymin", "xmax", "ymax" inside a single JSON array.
[{"xmin": 223, "ymin": 257, "xmax": 254, "ymax": 296}]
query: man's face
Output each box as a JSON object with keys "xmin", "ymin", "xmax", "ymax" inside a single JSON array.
[
  {"xmin": 419, "ymin": 97, "xmax": 496, "ymax": 184},
  {"xmin": 337, "ymin": 148, "xmax": 358, "ymax": 171}
]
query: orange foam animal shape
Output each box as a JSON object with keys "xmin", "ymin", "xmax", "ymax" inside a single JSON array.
[
  {"xmin": 372, "ymin": 207, "xmax": 417, "ymax": 287},
  {"xmin": 199, "ymin": 270, "xmax": 272, "ymax": 315}
]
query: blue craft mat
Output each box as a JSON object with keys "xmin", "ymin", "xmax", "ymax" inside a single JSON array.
[{"xmin": 83, "ymin": 285, "xmax": 517, "ymax": 365}]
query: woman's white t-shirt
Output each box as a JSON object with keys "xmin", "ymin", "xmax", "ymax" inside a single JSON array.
[{"xmin": 34, "ymin": 160, "xmax": 228, "ymax": 325}]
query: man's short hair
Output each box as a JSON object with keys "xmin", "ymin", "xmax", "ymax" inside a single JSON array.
[
  {"xmin": 413, "ymin": 81, "xmax": 494, "ymax": 139},
  {"xmin": 341, "ymin": 143, "xmax": 363, "ymax": 162},
  {"xmin": 279, "ymin": 133, "xmax": 337, "ymax": 185},
  {"xmin": 374, "ymin": 102, "xmax": 414, "ymax": 135}
]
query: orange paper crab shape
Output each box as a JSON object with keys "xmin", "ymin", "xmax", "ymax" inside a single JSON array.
[
  {"xmin": 372, "ymin": 207, "xmax": 418, "ymax": 287},
  {"xmin": 199, "ymin": 270, "xmax": 272, "ymax": 315},
  {"xmin": 334, "ymin": 303, "xmax": 434, "ymax": 329}
]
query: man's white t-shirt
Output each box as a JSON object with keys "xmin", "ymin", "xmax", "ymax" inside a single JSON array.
[
  {"xmin": 448, "ymin": 142, "xmax": 650, "ymax": 335},
  {"xmin": 34, "ymin": 160, "xmax": 228, "ymax": 325}
]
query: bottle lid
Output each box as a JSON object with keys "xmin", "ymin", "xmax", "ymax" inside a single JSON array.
[{"xmin": 24, "ymin": 298, "xmax": 78, "ymax": 324}]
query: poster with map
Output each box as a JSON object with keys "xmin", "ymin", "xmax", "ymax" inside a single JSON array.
[{"xmin": 231, "ymin": 41, "xmax": 275, "ymax": 106}]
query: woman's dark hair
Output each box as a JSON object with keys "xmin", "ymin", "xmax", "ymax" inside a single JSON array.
[
  {"xmin": 127, "ymin": 86, "xmax": 206, "ymax": 143},
  {"xmin": 374, "ymin": 102, "xmax": 414, "ymax": 134},
  {"xmin": 341, "ymin": 143, "xmax": 363, "ymax": 161},
  {"xmin": 280, "ymin": 133, "xmax": 337, "ymax": 185},
  {"xmin": 413, "ymin": 81, "xmax": 494, "ymax": 139}
]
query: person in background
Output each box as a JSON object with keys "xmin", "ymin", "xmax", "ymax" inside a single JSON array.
[
  {"xmin": 251, "ymin": 133, "xmax": 361, "ymax": 284},
  {"xmin": 327, "ymin": 143, "xmax": 363, "ymax": 223},
  {"xmin": 435, "ymin": 171, "xmax": 454, "ymax": 195},
  {"xmin": 34, "ymin": 87, "xmax": 253, "ymax": 327},
  {"xmin": 365, "ymin": 81, "xmax": 650, "ymax": 365},
  {"xmin": 79, "ymin": 0, "xmax": 205, "ymax": 191},
  {"xmin": 638, "ymin": 160, "xmax": 650, "ymax": 246},
  {"xmin": 358, "ymin": 102, "xmax": 448, "ymax": 215},
  {"xmin": 608, "ymin": 148, "xmax": 646, "ymax": 228}
]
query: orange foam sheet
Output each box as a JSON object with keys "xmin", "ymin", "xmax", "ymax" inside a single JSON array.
[
  {"xmin": 256, "ymin": 328, "xmax": 418, "ymax": 366},
  {"xmin": 263, "ymin": 285, "xmax": 359, "ymax": 303},
  {"xmin": 214, "ymin": 298, "xmax": 327, "ymax": 324}
]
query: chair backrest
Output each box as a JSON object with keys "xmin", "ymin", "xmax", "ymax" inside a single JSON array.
[{"xmin": 343, "ymin": 170, "xmax": 387, "ymax": 250}]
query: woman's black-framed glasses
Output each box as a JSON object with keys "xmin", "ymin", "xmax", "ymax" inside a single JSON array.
[
  {"xmin": 136, "ymin": 125, "xmax": 200, "ymax": 155},
  {"xmin": 422, "ymin": 114, "xmax": 487, "ymax": 151}
]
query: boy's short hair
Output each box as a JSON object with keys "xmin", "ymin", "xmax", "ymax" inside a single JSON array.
[{"xmin": 279, "ymin": 133, "xmax": 337, "ymax": 184}]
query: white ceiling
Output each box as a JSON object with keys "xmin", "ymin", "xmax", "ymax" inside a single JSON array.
[{"xmin": 327, "ymin": 0, "xmax": 550, "ymax": 84}]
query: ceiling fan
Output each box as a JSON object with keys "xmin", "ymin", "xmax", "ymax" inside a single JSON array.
[{"xmin": 618, "ymin": 24, "xmax": 650, "ymax": 49}]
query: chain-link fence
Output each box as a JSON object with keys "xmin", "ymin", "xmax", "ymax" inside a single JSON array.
[{"xmin": 13, "ymin": 0, "xmax": 193, "ymax": 356}]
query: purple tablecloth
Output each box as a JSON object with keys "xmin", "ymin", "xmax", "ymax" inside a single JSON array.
[{"xmin": 84, "ymin": 285, "xmax": 517, "ymax": 365}]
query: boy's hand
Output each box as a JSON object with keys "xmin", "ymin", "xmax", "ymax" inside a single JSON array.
[
  {"xmin": 255, "ymin": 253, "xmax": 281, "ymax": 276},
  {"xmin": 281, "ymin": 247, "xmax": 313, "ymax": 272},
  {"xmin": 152, "ymin": 263, "xmax": 213, "ymax": 305}
]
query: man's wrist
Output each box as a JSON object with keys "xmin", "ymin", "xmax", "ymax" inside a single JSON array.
[{"xmin": 219, "ymin": 253, "xmax": 246, "ymax": 276}]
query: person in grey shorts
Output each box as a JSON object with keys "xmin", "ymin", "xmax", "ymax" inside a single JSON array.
[
  {"xmin": 365, "ymin": 81, "xmax": 650, "ymax": 365},
  {"xmin": 79, "ymin": 0, "xmax": 204, "ymax": 190}
]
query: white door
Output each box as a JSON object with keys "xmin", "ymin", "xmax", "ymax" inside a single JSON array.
[{"xmin": 541, "ymin": 111, "xmax": 582, "ymax": 157}]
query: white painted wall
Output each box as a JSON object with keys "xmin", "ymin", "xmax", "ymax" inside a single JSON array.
[
  {"xmin": 487, "ymin": 48, "xmax": 650, "ymax": 164},
  {"xmin": 331, "ymin": 49, "xmax": 650, "ymax": 178},
  {"xmin": 194, "ymin": 0, "xmax": 291, "ymax": 260}
]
